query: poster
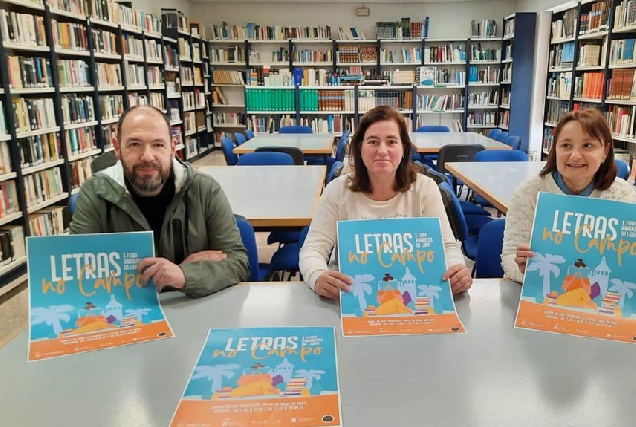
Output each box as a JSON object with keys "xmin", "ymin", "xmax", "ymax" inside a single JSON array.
[
  {"xmin": 27, "ymin": 231, "xmax": 174, "ymax": 361},
  {"xmin": 337, "ymin": 217, "xmax": 465, "ymax": 337},
  {"xmin": 515, "ymin": 192, "xmax": 636, "ymax": 343},
  {"xmin": 171, "ymin": 326, "xmax": 341, "ymax": 427}
]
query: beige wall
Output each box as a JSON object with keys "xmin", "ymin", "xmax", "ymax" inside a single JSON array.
[
  {"xmin": 515, "ymin": 0, "xmax": 565, "ymax": 12},
  {"xmin": 190, "ymin": 1, "xmax": 517, "ymax": 39}
]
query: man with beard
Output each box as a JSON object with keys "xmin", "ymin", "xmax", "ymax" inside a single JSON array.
[{"xmin": 70, "ymin": 106, "xmax": 249, "ymax": 297}]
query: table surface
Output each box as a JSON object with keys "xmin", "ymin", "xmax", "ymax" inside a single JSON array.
[
  {"xmin": 2, "ymin": 279, "xmax": 635, "ymax": 427},
  {"xmin": 234, "ymin": 134, "xmax": 335, "ymax": 154},
  {"xmin": 409, "ymin": 132, "xmax": 510, "ymax": 152},
  {"xmin": 198, "ymin": 165, "xmax": 325, "ymax": 227},
  {"xmin": 445, "ymin": 161, "xmax": 546, "ymax": 213}
]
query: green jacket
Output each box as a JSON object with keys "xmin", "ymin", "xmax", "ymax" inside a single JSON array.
[{"xmin": 69, "ymin": 158, "xmax": 250, "ymax": 297}]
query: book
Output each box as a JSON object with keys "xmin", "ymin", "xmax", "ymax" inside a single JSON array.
[
  {"xmin": 515, "ymin": 193, "xmax": 636, "ymax": 343},
  {"xmin": 337, "ymin": 217, "xmax": 465, "ymax": 337},
  {"xmin": 170, "ymin": 326, "xmax": 341, "ymax": 427},
  {"xmin": 27, "ymin": 231, "xmax": 174, "ymax": 362}
]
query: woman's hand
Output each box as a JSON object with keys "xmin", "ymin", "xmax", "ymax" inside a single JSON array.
[
  {"xmin": 443, "ymin": 264, "xmax": 472, "ymax": 294},
  {"xmin": 515, "ymin": 244, "xmax": 534, "ymax": 274},
  {"xmin": 315, "ymin": 271, "xmax": 352, "ymax": 300}
]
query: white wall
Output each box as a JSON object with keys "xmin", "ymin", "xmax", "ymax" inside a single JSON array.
[
  {"xmin": 515, "ymin": 0, "xmax": 564, "ymax": 12},
  {"xmin": 190, "ymin": 1, "xmax": 517, "ymax": 39},
  {"xmin": 128, "ymin": 0, "xmax": 191, "ymax": 19}
]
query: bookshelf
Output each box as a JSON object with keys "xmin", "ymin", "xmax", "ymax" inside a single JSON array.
[
  {"xmin": 0, "ymin": 1, "xmax": 212, "ymax": 289},
  {"xmin": 540, "ymin": 0, "xmax": 636, "ymax": 160},
  {"xmin": 207, "ymin": 17, "xmax": 538, "ymax": 139}
]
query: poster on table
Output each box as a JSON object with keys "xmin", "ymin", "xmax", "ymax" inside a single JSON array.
[
  {"xmin": 170, "ymin": 326, "xmax": 341, "ymax": 427},
  {"xmin": 515, "ymin": 192, "xmax": 636, "ymax": 343},
  {"xmin": 27, "ymin": 231, "xmax": 174, "ymax": 361},
  {"xmin": 337, "ymin": 217, "xmax": 465, "ymax": 337}
]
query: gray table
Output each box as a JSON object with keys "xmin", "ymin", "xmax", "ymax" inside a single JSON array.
[
  {"xmin": 199, "ymin": 165, "xmax": 325, "ymax": 228},
  {"xmin": 409, "ymin": 131, "xmax": 510, "ymax": 153},
  {"xmin": 234, "ymin": 134, "xmax": 335, "ymax": 155},
  {"xmin": 445, "ymin": 161, "xmax": 546, "ymax": 213},
  {"xmin": 2, "ymin": 279, "xmax": 635, "ymax": 427}
]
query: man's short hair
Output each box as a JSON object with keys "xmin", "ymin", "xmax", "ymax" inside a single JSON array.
[{"xmin": 117, "ymin": 105, "xmax": 172, "ymax": 139}]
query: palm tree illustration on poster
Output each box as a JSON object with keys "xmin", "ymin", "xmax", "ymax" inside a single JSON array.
[
  {"xmin": 337, "ymin": 217, "xmax": 456, "ymax": 318},
  {"xmin": 27, "ymin": 232, "xmax": 172, "ymax": 360},
  {"xmin": 181, "ymin": 327, "xmax": 339, "ymax": 401},
  {"xmin": 519, "ymin": 193, "xmax": 636, "ymax": 321}
]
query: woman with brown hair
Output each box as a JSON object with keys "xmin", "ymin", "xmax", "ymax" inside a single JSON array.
[
  {"xmin": 299, "ymin": 106, "xmax": 471, "ymax": 299},
  {"xmin": 502, "ymin": 108, "xmax": 636, "ymax": 282}
]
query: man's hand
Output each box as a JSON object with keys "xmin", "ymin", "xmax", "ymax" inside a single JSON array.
[
  {"xmin": 315, "ymin": 271, "xmax": 352, "ymax": 300},
  {"xmin": 442, "ymin": 264, "xmax": 472, "ymax": 294},
  {"xmin": 183, "ymin": 250, "xmax": 227, "ymax": 263},
  {"xmin": 138, "ymin": 257, "xmax": 186, "ymax": 292}
]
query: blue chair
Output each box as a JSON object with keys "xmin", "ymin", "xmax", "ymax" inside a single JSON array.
[
  {"xmin": 236, "ymin": 217, "xmax": 271, "ymax": 281},
  {"xmin": 438, "ymin": 182, "xmax": 482, "ymax": 260},
  {"xmin": 616, "ymin": 159, "xmax": 630, "ymax": 179},
  {"xmin": 221, "ymin": 137, "xmax": 238, "ymax": 165},
  {"xmin": 495, "ymin": 131, "xmax": 509, "ymax": 143},
  {"xmin": 237, "ymin": 152, "xmax": 294, "ymax": 166},
  {"xmin": 69, "ymin": 193, "xmax": 79, "ymax": 214},
  {"xmin": 328, "ymin": 160, "xmax": 345, "ymax": 183},
  {"xmin": 279, "ymin": 125, "xmax": 313, "ymax": 134},
  {"xmin": 245, "ymin": 129, "xmax": 255, "ymax": 140},
  {"xmin": 416, "ymin": 125, "xmax": 450, "ymax": 167},
  {"xmin": 306, "ymin": 130, "xmax": 350, "ymax": 167},
  {"xmin": 234, "ymin": 132, "xmax": 247, "ymax": 146},
  {"xmin": 504, "ymin": 135, "xmax": 522, "ymax": 150},
  {"xmin": 474, "ymin": 149, "xmax": 528, "ymax": 162},
  {"xmin": 269, "ymin": 225, "xmax": 310, "ymax": 280},
  {"xmin": 488, "ymin": 129, "xmax": 502, "ymax": 139},
  {"xmin": 475, "ymin": 219, "xmax": 506, "ymax": 278}
]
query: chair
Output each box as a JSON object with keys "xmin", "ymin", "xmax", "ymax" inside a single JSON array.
[
  {"xmin": 237, "ymin": 151, "xmax": 294, "ymax": 166},
  {"xmin": 616, "ymin": 159, "xmax": 630, "ymax": 180},
  {"xmin": 234, "ymin": 132, "xmax": 247, "ymax": 146},
  {"xmin": 69, "ymin": 193, "xmax": 79, "ymax": 214},
  {"xmin": 488, "ymin": 129, "xmax": 502, "ymax": 139},
  {"xmin": 504, "ymin": 135, "xmax": 522, "ymax": 151},
  {"xmin": 279, "ymin": 125, "xmax": 313, "ymax": 134},
  {"xmin": 91, "ymin": 151, "xmax": 118, "ymax": 174},
  {"xmin": 495, "ymin": 131, "xmax": 509, "ymax": 143},
  {"xmin": 220, "ymin": 137, "xmax": 238, "ymax": 165},
  {"xmin": 235, "ymin": 217, "xmax": 271, "ymax": 281},
  {"xmin": 306, "ymin": 130, "xmax": 350, "ymax": 167},
  {"xmin": 255, "ymin": 146, "xmax": 304, "ymax": 165},
  {"xmin": 436, "ymin": 144, "xmax": 485, "ymax": 197},
  {"xmin": 438, "ymin": 182, "xmax": 479, "ymax": 260},
  {"xmin": 269, "ymin": 225, "xmax": 310, "ymax": 280},
  {"xmin": 416, "ymin": 125, "xmax": 450, "ymax": 167},
  {"xmin": 473, "ymin": 149, "xmax": 528, "ymax": 162},
  {"xmin": 327, "ymin": 160, "xmax": 345, "ymax": 183},
  {"xmin": 245, "ymin": 129, "xmax": 255, "ymax": 140},
  {"xmin": 475, "ymin": 219, "xmax": 506, "ymax": 278}
]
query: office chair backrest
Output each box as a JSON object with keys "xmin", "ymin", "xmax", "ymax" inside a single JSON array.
[
  {"xmin": 615, "ymin": 159, "xmax": 630, "ymax": 180},
  {"xmin": 235, "ymin": 217, "xmax": 259, "ymax": 282},
  {"xmin": 475, "ymin": 219, "xmax": 506, "ymax": 278},
  {"xmin": 474, "ymin": 149, "xmax": 528, "ymax": 162},
  {"xmin": 488, "ymin": 129, "xmax": 502, "ymax": 139},
  {"xmin": 415, "ymin": 125, "xmax": 450, "ymax": 132},
  {"xmin": 255, "ymin": 146, "xmax": 304, "ymax": 165},
  {"xmin": 436, "ymin": 144, "xmax": 485, "ymax": 174},
  {"xmin": 279, "ymin": 125, "xmax": 313, "ymax": 134},
  {"xmin": 234, "ymin": 132, "xmax": 247, "ymax": 146},
  {"xmin": 438, "ymin": 181, "xmax": 468, "ymax": 242},
  {"xmin": 237, "ymin": 151, "xmax": 294, "ymax": 166},
  {"xmin": 221, "ymin": 137, "xmax": 238, "ymax": 165},
  {"xmin": 245, "ymin": 129, "xmax": 255, "ymax": 140},
  {"xmin": 504, "ymin": 135, "xmax": 522, "ymax": 151}
]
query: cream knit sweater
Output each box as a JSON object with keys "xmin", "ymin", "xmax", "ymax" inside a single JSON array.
[
  {"xmin": 299, "ymin": 174, "xmax": 466, "ymax": 292},
  {"xmin": 501, "ymin": 174, "xmax": 636, "ymax": 283}
]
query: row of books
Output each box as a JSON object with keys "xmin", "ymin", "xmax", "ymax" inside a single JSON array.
[
  {"xmin": 24, "ymin": 168, "xmax": 64, "ymax": 208},
  {"xmin": 51, "ymin": 20, "xmax": 88, "ymax": 51}
]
